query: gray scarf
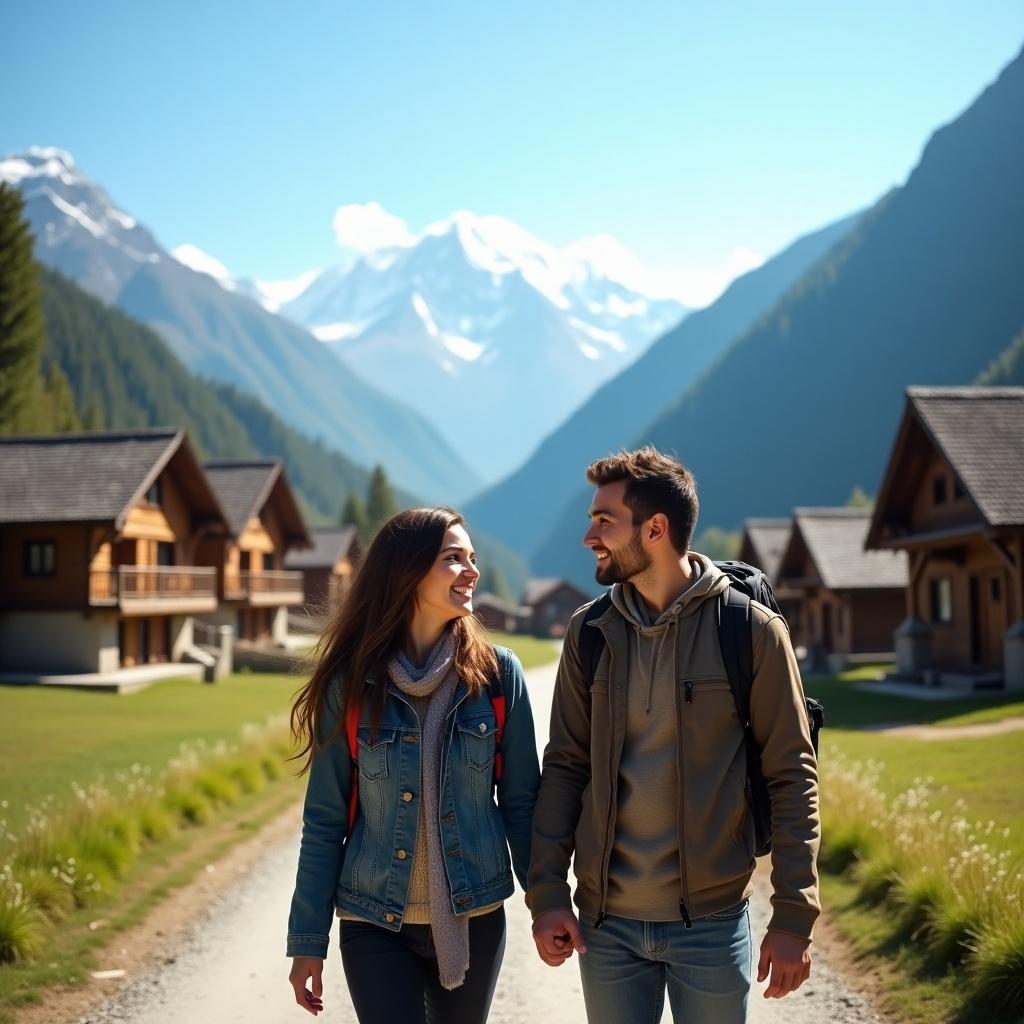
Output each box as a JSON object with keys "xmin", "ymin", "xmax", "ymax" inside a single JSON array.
[{"xmin": 387, "ymin": 629, "xmax": 469, "ymax": 990}]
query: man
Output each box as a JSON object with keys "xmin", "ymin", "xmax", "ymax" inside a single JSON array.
[{"xmin": 527, "ymin": 447, "xmax": 819, "ymax": 1024}]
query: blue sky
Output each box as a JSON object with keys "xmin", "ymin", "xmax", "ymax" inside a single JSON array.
[{"xmin": 4, "ymin": 2, "xmax": 1023, "ymax": 304}]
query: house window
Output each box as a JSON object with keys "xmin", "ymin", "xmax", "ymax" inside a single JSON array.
[
  {"xmin": 837, "ymin": 605, "xmax": 845, "ymax": 635},
  {"xmin": 929, "ymin": 578, "xmax": 953, "ymax": 624},
  {"xmin": 156, "ymin": 542, "xmax": 175, "ymax": 566},
  {"xmin": 992, "ymin": 577, "xmax": 1002, "ymax": 602},
  {"xmin": 264, "ymin": 552, "xmax": 275, "ymax": 571},
  {"xmin": 145, "ymin": 478, "xmax": 163, "ymax": 506},
  {"xmin": 24, "ymin": 540, "xmax": 56, "ymax": 577},
  {"xmin": 932, "ymin": 477, "xmax": 947, "ymax": 505},
  {"xmin": 953, "ymin": 477, "xmax": 966, "ymax": 500}
]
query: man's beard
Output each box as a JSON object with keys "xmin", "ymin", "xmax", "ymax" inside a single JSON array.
[{"xmin": 595, "ymin": 527, "xmax": 651, "ymax": 585}]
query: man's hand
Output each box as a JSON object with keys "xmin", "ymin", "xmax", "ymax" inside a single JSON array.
[
  {"xmin": 289, "ymin": 956, "xmax": 324, "ymax": 1015},
  {"xmin": 757, "ymin": 930, "xmax": 811, "ymax": 998},
  {"xmin": 532, "ymin": 908, "xmax": 589, "ymax": 966}
]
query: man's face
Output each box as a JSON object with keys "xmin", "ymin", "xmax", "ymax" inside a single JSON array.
[{"xmin": 583, "ymin": 481, "xmax": 652, "ymax": 585}]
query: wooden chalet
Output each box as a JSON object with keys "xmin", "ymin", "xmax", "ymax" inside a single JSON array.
[
  {"xmin": 284, "ymin": 525, "xmax": 362, "ymax": 614},
  {"xmin": 737, "ymin": 518, "xmax": 802, "ymax": 646},
  {"xmin": 473, "ymin": 592, "xmax": 529, "ymax": 633},
  {"xmin": 198, "ymin": 461, "xmax": 311, "ymax": 644},
  {"xmin": 0, "ymin": 429, "xmax": 231, "ymax": 676},
  {"xmin": 776, "ymin": 508, "xmax": 908, "ymax": 672},
  {"xmin": 866, "ymin": 387, "xmax": 1024, "ymax": 690},
  {"xmin": 521, "ymin": 578, "xmax": 591, "ymax": 638}
]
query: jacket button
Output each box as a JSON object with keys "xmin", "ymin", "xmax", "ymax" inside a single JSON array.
[
  {"xmin": 397, "ymin": 849, "xmax": 408, "ymax": 860},
  {"xmin": 384, "ymin": 913, "xmax": 395, "ymax": 923},
  {"xmin": 402, "ymin": 791, "xmax": 414, "ymax": 802},
  {"xmin": 478, "ymin": 722, "xmax": 487, "ymax": 733}
]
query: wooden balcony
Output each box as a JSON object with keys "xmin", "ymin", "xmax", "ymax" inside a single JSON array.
[
  {"xmin": 89, "ymin": 566, "xmax": 218, "ymax": 615},
  {"xmin": 223, "ymin": 570, "xmax": 304, "ymax": 606}
]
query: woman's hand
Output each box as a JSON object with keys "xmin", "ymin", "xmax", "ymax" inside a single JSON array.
[{"xmin": 289, "ymin": 956, "xmax": 325, "ymax": 1016}]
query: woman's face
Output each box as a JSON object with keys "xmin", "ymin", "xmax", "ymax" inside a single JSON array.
[{"xmin": 414, "ymin": 523, "xmax": 480, "ymax": 625}]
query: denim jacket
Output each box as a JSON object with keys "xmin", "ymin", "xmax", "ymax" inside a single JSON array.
[{"xmin": 287, "ymin": 645, "xmax": 540, "ymax": 958}]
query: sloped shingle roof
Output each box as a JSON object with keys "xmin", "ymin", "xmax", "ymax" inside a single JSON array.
[
  {"xmin": 203, "ymin": 461, "xmax": 282, "ymax": 536},
  {"xmin": 522, "ymin": 577, "xmax": 591, "ymax": 606},
  {"xmin": 794, "ymin": 508, "xmax": 908, "ymax": 589},
  {"xmin": 740, "ymin": 518, "xmax": 792, "ymax": 580},
  {"xmin": 285, "ymin": 526, "xmax": 358, "ymax": 570},
  {"xmin": 0, "ymin": 429, "xmax": 185, "ymax": 525},
  {"xmin": 909, "ymin": 388, "xmax": 1024, "ymax": 527}
]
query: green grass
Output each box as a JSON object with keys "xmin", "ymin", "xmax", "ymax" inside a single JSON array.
[
  {"xmin": 487, "ymin": 631, "xmax": 560, "ymax": 670},
  {"xmin": 0, "ymin": 672, "xmax": 299, "ymax": 837},
  {"xmin": 812, "ymin": 667, "xmax": 1024, "ymax": 1019},
  {"xmin": 803, "ymin": 667, "xmax": 1024, "ymax": 730}
]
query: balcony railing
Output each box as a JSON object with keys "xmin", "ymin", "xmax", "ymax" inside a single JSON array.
[
  {"xmin": 223, "ymin": 570, "xmax": 304, "ymax": 604},
  {"xmin": 89, "ymin": 566, "xmax": 218, "ymax": 607}
]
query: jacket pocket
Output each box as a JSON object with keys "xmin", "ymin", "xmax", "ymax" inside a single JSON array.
[
  {"xmin": 458, "ymin": 718, "xmax": 497, "ymax": 772},
  {"xmin": 357, "ymin": 726, "xmax": 398, "ymax": 781}
]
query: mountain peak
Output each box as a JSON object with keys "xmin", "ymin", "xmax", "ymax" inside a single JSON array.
[{"xmin": 0, "ymin": 146, "xmax": 79, "ymax": 187}]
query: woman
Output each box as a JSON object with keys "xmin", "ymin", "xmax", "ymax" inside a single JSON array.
[{"xmin": 286, "ymin": 507, "xmax": 540, "ymax": 1023}]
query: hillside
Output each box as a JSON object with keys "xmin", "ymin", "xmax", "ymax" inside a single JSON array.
[
  {"xmin": 38, "ymin": 268, "xmax": 529, "ymax": 591},
  {"xmin": 532, "ymin": 45, "xmax": 1024, "ymax": 590},
  {"xmin": 465, "ymin": 212, "xmax": 858, "ymax": 556}
]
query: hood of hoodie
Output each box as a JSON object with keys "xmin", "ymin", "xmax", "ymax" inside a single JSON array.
[{"xmin": 609, "ymin": 552, "xmax": 732, "ymax": 632}]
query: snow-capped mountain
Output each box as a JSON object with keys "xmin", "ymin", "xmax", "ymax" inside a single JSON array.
[
  {"xmin": 1, "ymin": 147, "xmax": 165, "ymax": 303},
  {"xmin": 268, "ymin": 210, "xmax": 689, "ymax": 480},
  {"xmin": 1, "ymin": 148, "xmax": 483, "ymax": 502}
]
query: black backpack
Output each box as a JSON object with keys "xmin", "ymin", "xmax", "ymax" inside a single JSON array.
[{"xmin": 578, "ymin": 560, "xmax": 823, "ymax": 857}]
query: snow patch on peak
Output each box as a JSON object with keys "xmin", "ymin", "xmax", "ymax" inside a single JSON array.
[
  {"xmin": 172, "ymin": 244, "xmax": 234, "ymax": 286},
  {"xmin": 255, "ymin": 269, "xmax": 321, "ymax": 312},
  {"xmin": 1, "ymin": 147, "xmax": 80, "ymax": 187}
]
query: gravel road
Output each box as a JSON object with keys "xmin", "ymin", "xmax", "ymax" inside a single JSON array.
[{"xmin": 77, "ymin": 659, "xmax": 885, "ymax": 1024}]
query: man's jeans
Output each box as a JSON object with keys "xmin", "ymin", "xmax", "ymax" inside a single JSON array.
[{"xmin": 578, "ymin": 901, "xmax": 752, "ymax": 1024}]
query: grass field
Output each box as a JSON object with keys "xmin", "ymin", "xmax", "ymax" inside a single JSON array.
[
  {"xmin": 805, "ymin": 666, "xmax": 1024, "ymax": 1021},
  {"xmin": 0, "ymin": 632, "xmax": 558, "ymax": 838}
]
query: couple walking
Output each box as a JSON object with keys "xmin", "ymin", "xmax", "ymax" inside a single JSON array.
[{"xmin": 286, "ymin": 447, "xmax": 820, "ymax": 1024}]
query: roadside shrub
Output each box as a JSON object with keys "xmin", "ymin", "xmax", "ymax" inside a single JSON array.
[
  {"xmin": 162, "ymin": 787, "xmax": 212, "ymax": 826},
  {"xmin": 0, "ymin": 866, "xmax": 43, "ymax": 963},
  {"xmin": 14, "ymin": 866, "xmax": 74, "ymax": 919},
  {"xmin": 194, "ymin": 769, "xmax": 240, "ymax": 807},
  {"xmin": 138, "ymin": 805, "xmax": 177, "ymax": 843},
  {"xmin": 227, "ymin": 760, "xmax": 265, "ymax": 795},
  {"xmin": 820, "ymin": 753, "xmax": 1024, "ymax": 1014}
]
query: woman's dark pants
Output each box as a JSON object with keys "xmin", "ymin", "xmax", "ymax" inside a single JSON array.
[{"xmin": 340, "ymin": 906, "xmax": 506, "ymax": 1024}]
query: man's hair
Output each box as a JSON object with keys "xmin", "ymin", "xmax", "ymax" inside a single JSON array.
[{"xmin": 586, "ymin": 446, "xmax": 699, "ymax": 554}]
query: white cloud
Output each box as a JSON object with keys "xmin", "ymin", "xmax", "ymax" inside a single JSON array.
[{"xmin": 332, "ymin": 202, "xmax": 416, "ymax": 252}]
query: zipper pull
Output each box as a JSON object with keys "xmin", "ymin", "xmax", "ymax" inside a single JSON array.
[
  {"xmin": 684, "ymin": 680, "xmax": 693, "ymax": 703},
  {"xmin": 594, "ymin": 912, "xmax": 607, "ymax": 930},
  {"xmin": 679, "ymin": 899, "xmax": 693, "ymax": 928}
]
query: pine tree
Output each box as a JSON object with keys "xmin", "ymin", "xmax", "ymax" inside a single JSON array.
[
  {"xmin": 366, "ymin": 465, "xmax": 398, "ymax": 536},
  {"xmin": 82, "ymin": 394, "xmax": 105, "ymax": 431},
  {"xmin": 0, "ymin": 183, "xmax": 46, "ymax": 434},
  {"xmin": 478, "ymin": 563, "xmax": 512, "ymax": 602},
  {"xmin": 43, "ymin": 361, "xmax": 81, "ymax": 431},
  {"xmin": 340, "ymin": 491, "xmax": 369, "ymax": 539},
  {"xmin": 845, "ymin": 486, "xmax": 874, "ymax": 509}
]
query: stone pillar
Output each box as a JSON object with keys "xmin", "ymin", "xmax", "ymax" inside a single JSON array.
[
  {"xmin": 895, "ymin": 616, "xmax": 932, "ymax": 679},
  {"xmin": 208, "ymin": 625, "xmax": 233, "ymax": 682},
  {"xmin": 1004, "ymin": 620, "xmax": 1024, "ymax": 693}
]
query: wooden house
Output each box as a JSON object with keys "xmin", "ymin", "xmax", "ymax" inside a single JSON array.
[
  {"xmin": 0, "ymin": 429, "xmax": 230, "ymax": 676},
  {"xmin": 776, "ymin": 508, "xmax": 908, "ymax": 673},
  {"xmin": 865, "ymin": 387, "xmax": 1024, "ymax": 690},
  {"xmin": 737, "ymin": 518, "xmax": 803, "ymax": 646},
  {"xmin": 521, "ymin": 578, "xmax": 591, "ymax": 638},
  {"xmin": 284, "ymin": 525, "xmax": 362, "ymax": 615},
  {"xmin": 473, "ymin": 592, "xmax": 529, "ymax": 633},
  {"xmin": 198, "ymin": 460, "xmax": 311, "ymax": 645}
]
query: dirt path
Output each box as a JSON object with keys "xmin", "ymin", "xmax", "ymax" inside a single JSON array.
[
  {"xmin": 866, "ymin": 715, "xmax": 1024, "ymax": 740},
  {"xmin": 64, "ymin": 659, "xmax": 887, "ymax": 1024}
]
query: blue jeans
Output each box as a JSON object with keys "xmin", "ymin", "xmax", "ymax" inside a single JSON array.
[{"xmin": 578, "ymin": 901, "xmax": 752, "ymax": 1024}]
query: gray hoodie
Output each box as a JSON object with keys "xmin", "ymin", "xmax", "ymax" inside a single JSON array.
[{"xmin": 606, "ymin": 553, "xmax": 730, "ymax": 919}]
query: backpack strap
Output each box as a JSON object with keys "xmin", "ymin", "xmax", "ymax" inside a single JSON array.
[
  {"xmin": 578, "ymin": 593, "xmax": 612, "ymax": 683},
  {"xmin": 490, "ymin": 653, "xmax": 507, "ymax": 782},
  {"xmin": 717, "ymin": 585, "xmax": 754, "ymax": 728},
  {"xmin": 345, "ymin": 700, "xmax": 361, "ymax": 836}
]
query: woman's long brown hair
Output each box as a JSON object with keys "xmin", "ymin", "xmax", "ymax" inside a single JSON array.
[{"xmin": 290, "ymin": 507, "xmax": 498, "ymax": 774}]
